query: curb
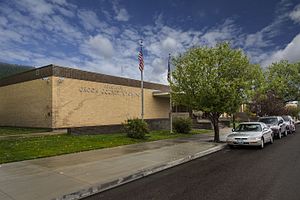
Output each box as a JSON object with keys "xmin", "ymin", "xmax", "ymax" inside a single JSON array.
[{"xmin": 53, "ymin": 144, "xmax": 226, "ymax": 200}]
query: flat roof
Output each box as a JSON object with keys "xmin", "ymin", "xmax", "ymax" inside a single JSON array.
[{"xmin": 0, "ymin": 64, "xmax": 169, "ymax": 92}]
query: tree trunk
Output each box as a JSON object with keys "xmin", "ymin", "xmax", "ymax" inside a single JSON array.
[
  {"xmin": 232, "ymin": 113, "xmax": 236, "ymax": 129},
  {"xmin": 188, "ymin": 108, "xmax": 193, "ymax": 118},
  {"xmin": 206, "ymin": 112, "xmax": 221, "ymax": 143},
  {"xmin": 212, "ymin": 116, "xmax": 220, "ymax": 143}
]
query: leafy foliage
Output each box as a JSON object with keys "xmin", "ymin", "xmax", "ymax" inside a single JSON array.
[
  {"xmin": 266, "ymin": 60, "xmax": 300, "ymax": 102},
  {"xmin": 0, "ymin": 62, "xmax": 34, "ymax": 79},
  {"xmin": 123, "ymin": 118, "xmax": 149, "ymax": 139},
  {"xmin": 172, "ymin": 117, "xmax": 192, "ymax": 134},
  {"xmin": 170, "ymin": 42, "xmax": 262, "ymax": 142},
  {"xmin": 250, "ymin": 90, "xmax": 286, "ymax": 116},
  {"xmin": 284, "ymin": 106, "xmax": 300, "ymax": 118}
]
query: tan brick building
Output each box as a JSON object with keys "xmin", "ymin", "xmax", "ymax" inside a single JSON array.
[{"xmin": 0, "ymin": 65, "xmax": 170, "ymax": 133}]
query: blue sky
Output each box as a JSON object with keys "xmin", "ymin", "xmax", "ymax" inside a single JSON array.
[{"xmin": 0, "ymin": 0, "xmax": 300, "ymax": 83}]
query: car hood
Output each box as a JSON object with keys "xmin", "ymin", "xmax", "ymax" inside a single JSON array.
[{"xmin": 227, "ymin": 132, "xmax": 262, "ymax": 138}]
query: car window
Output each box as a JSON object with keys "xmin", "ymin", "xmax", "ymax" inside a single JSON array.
[
  {"xmin": 259, "ymin": 118, "xmax": 278, "ymax": 125},
  {"xmin": 282, "ymin": 116, "xmax": 289, "ymax": 121},
  {"xmin": 236, "ymin": 124, "xmax": 262, "ymax": 132}
]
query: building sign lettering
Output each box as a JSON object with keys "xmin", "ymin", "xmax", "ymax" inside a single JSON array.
[{"xmin": 79, "ymin": 85, "xmax": 140, "ymax": 97}]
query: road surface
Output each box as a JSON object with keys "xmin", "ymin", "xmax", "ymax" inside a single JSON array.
[{"xmin": 84, "ymin": 126, "xmax": 300, "ymax": 200}]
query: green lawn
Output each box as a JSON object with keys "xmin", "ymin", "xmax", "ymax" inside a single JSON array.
[
  {"xmin": 0, "ymin": 127, "xmax": 50, "ymax": 136},
  {"xmin": 0, "ymin": 129, "xmax": 211, "ymax": 164}
]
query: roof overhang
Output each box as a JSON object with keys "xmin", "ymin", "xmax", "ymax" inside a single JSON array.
[{"xmin": 152, "ymin": 91, "xmax": 170, "ymax": 98}]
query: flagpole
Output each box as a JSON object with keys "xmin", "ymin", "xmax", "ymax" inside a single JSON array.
[
  {"xmin": 140, "ymin": 40, "xmax": 144, "ymax": 120},
  {"xmin": 141, "ymin": 66, "xmax": 144, "ymax": 120},
  {"xmin": 168, "ymin": 53, "xmax": 173, "ymax": 133},
  {"xmin": 170, "ymin": 85, "xmax": 173, "ymax": 133}
]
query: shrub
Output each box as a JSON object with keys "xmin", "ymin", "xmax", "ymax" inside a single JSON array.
[
  {"xmin": 172, "ymin": 117, "xmax": 192, "ymax": 134},
  {"xmin": 123, "ymin": 118, "xmax": 149, "ymax": 139}
]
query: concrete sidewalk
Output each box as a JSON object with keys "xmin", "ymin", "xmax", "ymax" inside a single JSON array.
[{"xmin": 0, "ymin": 130, "xmax": 230, "ymax": 200}]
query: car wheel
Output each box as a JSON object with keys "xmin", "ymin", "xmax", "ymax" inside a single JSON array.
[
  {"xmin": 284, "ymin": 129, "xmax": 288, "ymax": 137},
  {"xmin": 278, "ymin": 132, "xmax": 282, "ymax": 139},
  {"xmin": 270, "ymin": 136, "xmax": 274, "ymax": 144},
  {"xmin": 260, "ymin": 138, "xmax": 264, "ymax": 149}
]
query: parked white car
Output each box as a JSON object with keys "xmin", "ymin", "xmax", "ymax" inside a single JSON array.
[
  {"xmin": 226, "ymin": 122, "xmax": 273, "ymax": 149},
  {"xmin": 282, "ymin": 115, "xmax": 296, "ymax": 134},
  {"xmin": 258, "ymin": 116, "xmax": 287, "ymax": 139}
]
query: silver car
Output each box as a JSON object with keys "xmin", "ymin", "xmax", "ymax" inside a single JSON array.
[
  {"xmin": 258, "ymin": 116, "xmax": 287, "ymax": 139},
  {"xmin": 226, "ymin": 122, "xmax": 273, "ymax": 149},
  {"xmin": 282, "ymin": 115, "xmax": 296, "ymax": 133}
]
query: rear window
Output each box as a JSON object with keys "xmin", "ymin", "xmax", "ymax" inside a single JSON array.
[
  {"xmin": 282, "ymin": 116, "xmax": 290, "ymax": 121},
  {"xmin": 259, "ymin": 118, "xmax": 278, "ymax": 124}
]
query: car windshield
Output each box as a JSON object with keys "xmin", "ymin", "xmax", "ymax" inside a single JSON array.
[
  {"xmin": 259, "ymin": 118, "xmax": 278, "ymax": 125},
  {"xmin": 235, "ymin": 124, "xmax": 262, "ymax": 132}
]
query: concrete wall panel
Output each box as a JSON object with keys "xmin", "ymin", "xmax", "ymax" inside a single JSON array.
[
  {"xmin": 52, "ymin": 77, "xmax": 169, "ymax": 128},
  {"xmin": 0, "ymin": 78, "xmax": 52, "ymax": 128}
]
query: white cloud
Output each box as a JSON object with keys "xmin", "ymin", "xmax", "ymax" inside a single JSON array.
[
  {"xmin": 0, "ymin": 1, "xmax": 255, "ymax": 84},
  {"xmin": 80, "ymin": 35, "xmax": 114, "ymax": 59},
  {"xmin": 162, "ymin": 37, "xmax": 178, "ymax": 52},
  {"xmin": 240, "ymin": 0, "xmax": 295, "ymax": 65},
  {"xmin": 0, "ymin": 0, "xmax": 82, "ymax": 45},
  {"xmin": 50, "ymin": 0, "xmax": 68, "ymax": 6},
  {"xmin": 0, "ymin": 16, "xmax": 8, "ymax": 27},
  {"xmin": 112, "ymin": 1, "xmax": 130, "ymax": 21},
  {"xmin": 261, "ymin": 33, "xmax": 300, "ymax": 66},
  {"xmin": 151, "ymin": 58, "xmax": 167, "ymax": 75},
  {"xmin": 290, "ymin": 4, "xmax": 300, "ymax": 23},
  {"xmin": 122, "ymin": 29, "xmax": 140, "ymax": 41},
  {"xmin": 48, "ymin": 15, "xmax": 83, "ymax": 40},
  {"xmin": 244, "ymin": 32, "xmax": 272, "ymax": 48},
  {"xmin": 1, "ymin": 0, "xmax": 298, "ymax": 85},
  {"xmin": 0, "ymin": 29, "xmax": 23, "ymax": 43},
  {"xmin": 55, "ymin": 6, "xmax": 75, "ymax": 18},
  {"xmin": 78, "ymin": 10, "xmax": 103, "ymax": 31},
  {"xmin": 15, "ymin": 0, "xmax": 55, "ymax": 16},
  {"xmin": 115, "ymin": 8, "xmax": 130, "ymax": 21},
  {"xmin": 201, "ymin": 19, "xmax": 239, "ymax": 46}
]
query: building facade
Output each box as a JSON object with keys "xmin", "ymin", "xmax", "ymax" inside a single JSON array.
[{"xmin": 0, "ymin": 65, "xmax": 170, "ymax": 133}]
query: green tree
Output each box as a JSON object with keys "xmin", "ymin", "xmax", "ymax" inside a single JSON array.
[
  {"xmin": 0, "ymin": 62, "xmax": 34, "ymax": 79},
  {"xmin": 170, "ymin": 43, "xmax": 263, "ymax": 142},
  {"xmin": 285, "ymin": 106, "xmax": 300, "ymax": 119},
  {"xmin": 266, "ymin": 60, "xmax": 300, "ymax": 102},
  {"xmin": 250, "ymin": 90, "xmax": 286, "ymax": 116}
]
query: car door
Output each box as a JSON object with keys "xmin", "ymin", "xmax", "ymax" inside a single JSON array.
[
  {"xmin": 263, "ymin": 124, "xmax": 272, "ymax": 141},
  {"xmin": 278, "ymin": 117, "xmax": 285, "ymax": 133}
]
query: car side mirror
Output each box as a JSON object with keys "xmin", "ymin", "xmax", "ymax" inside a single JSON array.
[
  {"xmin": 279, "ymin": 120, "xmax": 283, "ymax": 124},
  {"xmin": 263, "ymin": 127, "xmax": 268, "ymax": 131}
]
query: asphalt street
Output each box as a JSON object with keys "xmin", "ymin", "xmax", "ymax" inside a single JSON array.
[{"xmin": 84, "ymin": 125, "xmax": 300, "ymax": 200}]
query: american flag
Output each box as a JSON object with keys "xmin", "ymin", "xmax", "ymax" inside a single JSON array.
[{"xmin": 138, "ymin": 43, "xmax": 144, "ymax": 72}]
